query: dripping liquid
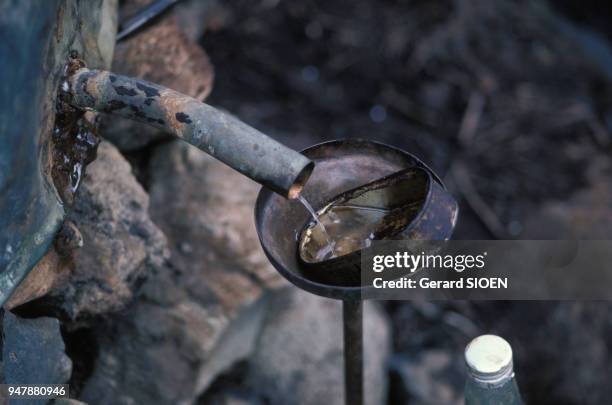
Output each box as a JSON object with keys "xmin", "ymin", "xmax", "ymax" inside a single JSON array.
[
  {"xmin": 298, "ymin": 195, "xmax": 336, "ymax": 259},
  {"xmin": 298, "ymin": 196, "xmax": 389, "ymax": 262}
]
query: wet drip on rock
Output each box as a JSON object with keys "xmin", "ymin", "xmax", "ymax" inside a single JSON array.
[{"xmin": 51, "ymin": 55, "xmax": 100, "ymax": 206}]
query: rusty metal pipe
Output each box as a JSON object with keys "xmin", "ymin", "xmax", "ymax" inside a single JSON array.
[{"xmin": 68, "ymin": 68, "xmax": 314, "ymax": 199}]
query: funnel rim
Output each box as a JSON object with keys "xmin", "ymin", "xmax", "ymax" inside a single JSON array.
[
  {"xmin": 300, "ymin": 138, "xmax": 445, "ymax": 187},
  {"xmin": 287, "ymin": 160, "xmax": 315, "ymax": 199}
]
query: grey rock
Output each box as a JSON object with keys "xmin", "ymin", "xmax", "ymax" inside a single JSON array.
[
  {"xmin": 80, "ymin": 288, "xmax": 268, "ymax": 405},
  {"xmin": 243, "ymin": 288, "xmax": 391, "ymax": 405},
  {"xmin": 4, "ymin": 249, "xmax": 66, "ymax": 310},
  {"xmin": 174, "ymin": 0, "xmax": 219, "ymax": 42},
  {"xmin": 1, "ymin": 311, "xmax": 72, "ymax": 405},
  {"xmin": 148, "ymin": 140, "xmax": 285, "ymax": 290},
  {"xmin": 202, "ymin": 389, "xmax": 264, "ymax": 405},
  {"xmin": 389, "ymin": 350, "xmax": 463, "ymax": 405},
  {"xmin": 80, "ymin": 140, "xmax": 281, "ymax": 405},
  {"xmin": 47, "ymin": 141, "xmax": 168, "ymax": 319}
]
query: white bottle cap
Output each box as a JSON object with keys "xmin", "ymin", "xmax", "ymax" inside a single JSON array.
[{"xmin": 465, "ymin": 334, "xmax": 514, "ymax": 385}]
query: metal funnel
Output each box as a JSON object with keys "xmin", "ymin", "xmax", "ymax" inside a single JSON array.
[{"xmin": 254, "ymin": 139, "xmax": 458, "ymax": 405}]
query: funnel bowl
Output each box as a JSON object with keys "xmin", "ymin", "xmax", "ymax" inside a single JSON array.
[{"xmin": 254, "ymin": 139, "xmax": 453, "ymax": 300}]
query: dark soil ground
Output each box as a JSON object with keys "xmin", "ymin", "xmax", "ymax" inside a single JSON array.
[{"xmin": 198, "ymin": 1, "xmax": 612, "ymax": 403}]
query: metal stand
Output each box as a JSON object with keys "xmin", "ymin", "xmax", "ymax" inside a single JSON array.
[{"xmin": 343, "ymin": 299, "xmax": 363, "ymax": 405}]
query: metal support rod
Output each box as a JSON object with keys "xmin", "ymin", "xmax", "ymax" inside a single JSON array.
[
  {"xmin": 343, "ymin": 299, "xmax": 363, "ymax": 405},
  {"xmin": 68, "ymin": 68, "xmax": 314, "ymax": 199}
]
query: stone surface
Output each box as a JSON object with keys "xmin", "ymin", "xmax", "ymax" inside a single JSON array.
[
  {"xmin": 79, "ymin": 140, "xmax": 281, "ymax": 404},
  {"xmin": 202, "ymin": 389, "xmax": 263, "ymax": 405},
  {"xmin": 174, "ymin": 0, "xmax": 219, "ymax": 42},
  {"xmin": 148, "ymin": 140, "xmax": 285, "ymax": 291},
  {"xmin": 242, "ymin": 288, "xmax": 391, "ymax": 405},
  {"xmin": 80, "ymin": 283, "xmax": 268, "ymax": 405},
  {"xmin": 4, "ymin": 249, "xmax": 66, "ymax": 310},
  {"xmin": 101, "ymin": 0, "xmax": 214, "ymax": 151},
  {"xmin": 52, "ymin": 400, "xmax": 89, "ymax": 405},
  {"xmin": 45, "ymin": 141, "xmax": 168, "ymax": 320},
  {"xmin": 1, "ymin": 311, "xmax": 72, "ymax": 405},
  {"xmin": 388, "ymin": 350, "xmax": 463, "ymax": 405}
]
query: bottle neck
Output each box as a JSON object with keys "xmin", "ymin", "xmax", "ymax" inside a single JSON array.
[
  {"xmin": 465, "ymin": 374, "xmax": 523, "ymax": 405},
  {"xmin": 467, "ymin": 359, "xmax": 515, "ymax": 388}
]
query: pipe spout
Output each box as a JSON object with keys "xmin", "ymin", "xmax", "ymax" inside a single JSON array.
[{"xmin": 68, "ymin": 68, "xmax": 314, "ymax": 199}]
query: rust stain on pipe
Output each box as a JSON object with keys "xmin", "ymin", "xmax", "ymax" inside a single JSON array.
[{"xmin": 68, "ymin": 67, "xmax": 314, "ymax": 198}]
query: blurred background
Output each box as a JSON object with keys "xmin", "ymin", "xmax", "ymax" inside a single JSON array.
[{"xmin": 202, "ymin": 0, "xmax": 612, "ymax": 241}]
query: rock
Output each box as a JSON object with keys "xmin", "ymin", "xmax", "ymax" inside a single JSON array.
[
  {"xmin": 79, "ymin": 140, "xmax": 280, "ymax": 404},
  {"xmin": 79, "ymin": 268, "xmax": 269, "ymax": 405},
  {"xmin": 1, "ymin": 311, "xmax": 72, "ymax": 405},
  {"xmin": 242, "ymin": 288, "xmax": 391, "ymax": 405},
  {"xmin": 54, "ymin": 221, "xmax": 85, "ymax": 256},
  {"xmin": 174, "ymin": 0, "xmax": 220, "ymax": 42},
  {"xmin": 51, "ymin": 400, "xmax": 89, "ymax": 405},
  {"xmin": 101, "ymin": 0, "xmax": 214, "ymax": 152},
  {"xmin": 388, "ymin": 350, "xmax": 463, "ymax": 405},
  {"xmin": 46, "ymin": 141, "xmax": 168, "ymax": 319},
  {"xmin": 202, "ymin": 389, "xmax": 264, "ymax": 405},
  {"xmin": 4, "ymin": 249, "xmax": 66, "ymax": 310},
  {"xmin": 148, "ymin": 140, "xmax": 285, "ymax": 291},
  {"xmin": 4, "ymin": 221, "xmax": 86, "ymax": 310}
]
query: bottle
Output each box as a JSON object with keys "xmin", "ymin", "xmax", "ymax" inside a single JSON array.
[{"xmin": 464, "ymin": 334, "xmax": 524, "ymax": 405}]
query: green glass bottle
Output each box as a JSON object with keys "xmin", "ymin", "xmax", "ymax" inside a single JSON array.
[{"xmin": 464, "ymin": 334, "xmax": 524, "ymax": 405}]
